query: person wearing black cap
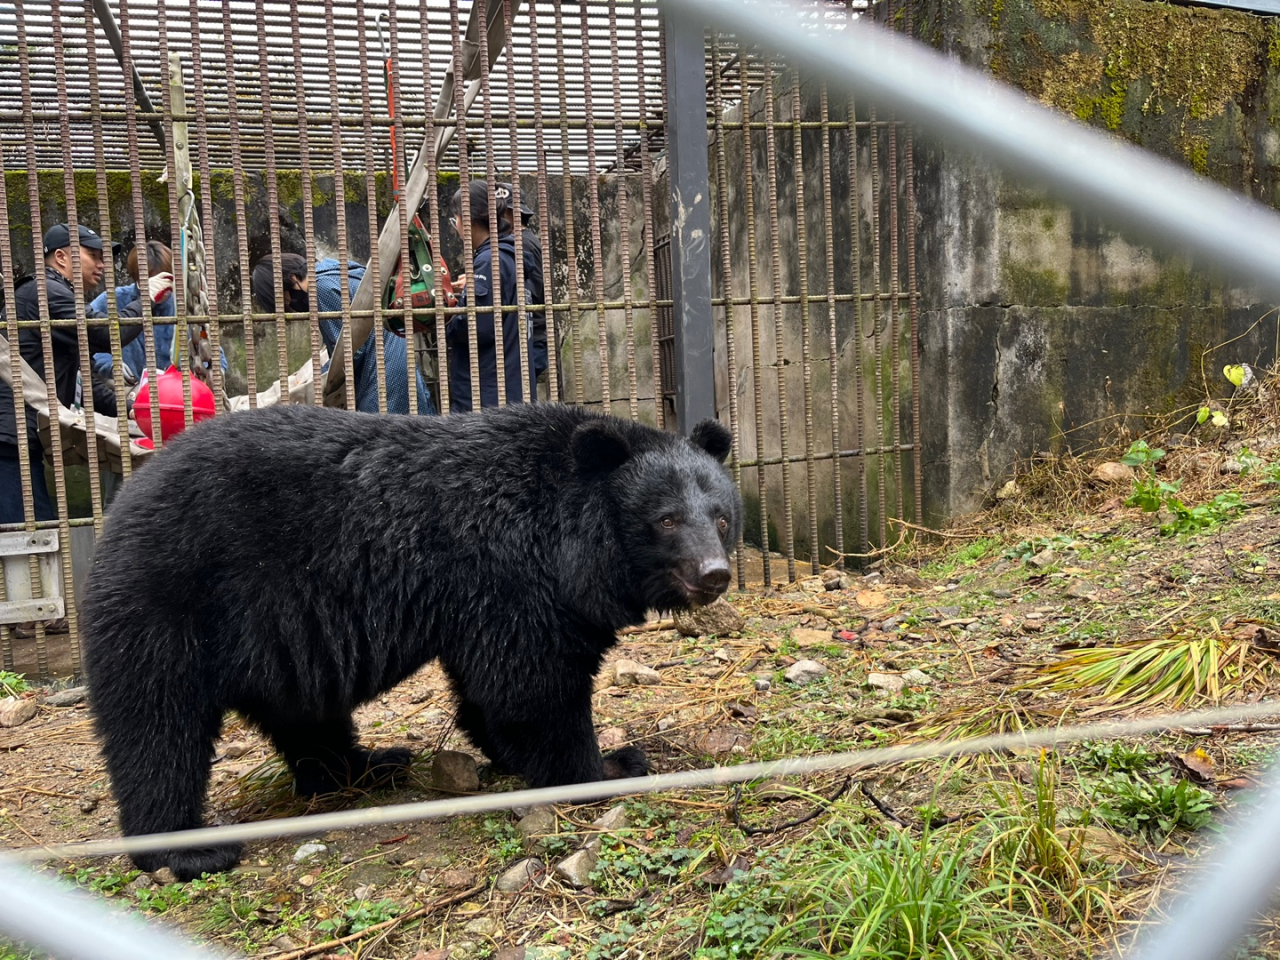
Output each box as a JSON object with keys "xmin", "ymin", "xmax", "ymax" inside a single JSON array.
[
  {"xmin": 0, "ymin": 223, "xmax": 148, "ymax": 524},
  {"xmin": 446, "ymin": 180, "xmax": 548, "ymax": 413},
  {"xmin": 497, "ymin": 182, "xmax": 552, "ymax": 399}
]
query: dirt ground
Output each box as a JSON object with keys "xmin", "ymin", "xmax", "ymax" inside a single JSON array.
[{"xmin": 3, "ymin": 433, "xmax": 1280, "ymax": 958}]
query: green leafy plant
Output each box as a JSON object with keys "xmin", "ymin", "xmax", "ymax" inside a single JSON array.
[
  {"xmin": 1088, "ymin": 772, "xmax": 1216, "ymax": 838},
  {"xmin": 1076, "ymin": 741, "xmax": 1159, "ymax": 774},
  {"xmin": 0, "ymin": 672, "xmax": 27, "ymax": 698},
  {"xmin": 134, "ymin": 883, "xmax": 193, "ymax": 914},
  {"xmin": 697, "ymin": 905, "xmax": 778, "ymax": 959},
  {"xmin": 1160, "ymin": 491, "xmax": 1244, "ymax": 536},
  {"xmin": 315, "ymin": 898, "xmax": 401, "ymax": 937},
  {"xmin": 482, "ymin": 817, "xmax": 524, "ymax": 861},
  {"xmin": 1002, "ymin": 535, "xmax": 1077, "ymax": 563}
]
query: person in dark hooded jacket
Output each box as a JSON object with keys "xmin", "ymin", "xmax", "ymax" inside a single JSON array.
[
  {"xmin": 446, "ymin": 180, "xmax": 548, "ymax": 413},
  {"xmin": 0, "ymin": 224, "xmax": 146, "ymax": 524},
  {"xmin": 497, "ymin": 182, "xmax": 552, "ymax": 399}
]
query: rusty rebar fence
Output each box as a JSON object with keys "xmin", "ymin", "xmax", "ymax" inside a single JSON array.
[{"xmin": 0, "ymin": 0, "xmax": 916, "ymax": 682}]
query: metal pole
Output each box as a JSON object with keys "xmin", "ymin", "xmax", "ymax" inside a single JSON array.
[
  {"xmin": 88, "ymin": 0, "xmax": 166, "ymax": 158},
  {"xmin": 662, "ymin": 2, "xmax": 717, "ymax": 436}
]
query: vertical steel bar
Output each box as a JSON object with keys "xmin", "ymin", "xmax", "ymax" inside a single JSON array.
[
  {"xmin": 526, "ymin": 0, "xmax": 557, "ymax": 404},
  {"xmin": 356, "ymin": 0, "xmax": 390, "ymax": 415},
  {"xmin": 388, "ymin": 0, "xmax": 418, "ymax": 416},
  {"xmin": 255, "ymin": 2, "xmax": 290, "ymax": 407},
  {"xmin": 763, "ymin": 59, "xmax": 796, "ymax": 582},
  {"xmin": 904, "ymin": 1, "xmax": 923, "ymax": 526},
  {"xmin": 888, "ymin": 106, "xmax": 903, "ymax": 526},
  {"xmin": 477, "ymin": 0, "xmax": 506, "ymax": 408},
  {"xmin": 221, "ymin": 2, "xmax": 258, "ymax": 406},
  {"xmin": 662, "ymin": 4, "xmax": 716, "ymax": 437},
  {"xmin": 581, "ymin": 3, "xmax": 612, "ymax": 416},
  {"xmin": 85, "ymin": 0, "xmax": 134, "ymax": 480},
  {"xmin": 850, "ymin": 96, "xmax": 868, "ymax": 556},
  {"xmin": 819, "ymin": 83, "xmax": 845, "ymax": 569},
  {"xmin": 325, "ymin": 0, "xmax": 358, "ymax": 408},
  {"xmin": 634, "ymin": 7, "xmax": 662, "ymax": 428},
  {"xmin": 553, "ymin": 2, "xmax": 584, "ymax": 405},
  {"xmin": 289, "ymin": 0, "xmax": 324, "ymax": 407},
  {"xmin": 742, "ymin": 51, "xmax": 770, "ymax": 586},
  {"xmin": 502, "ymin": 0, "xmax": 530, "ymax": 407},
  {"xmin": 869, "ymin": 104, "xmax": 886, "ymax": 548},
  {"xmin": 791, "ymin": 71, "xmax": 819, "ymax": 574},
  {"xmin": 452, "ymin": 0, "xmax": 483, "ymax": 410},
  {"xmin": 609, "ymin": 0, "xmax": 638, "ymax": 420},
  {"xmin": 418, "ymin": 0, "xmax": 450, "ymax": 416},
  {"xmin": 711, "ymin": 35, "xmax": 745, "ymax": 590}
]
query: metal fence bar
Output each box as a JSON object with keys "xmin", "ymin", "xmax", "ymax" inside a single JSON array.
[
  {"xmin": 418, "ymin": 0, "xmax": 450, "ymax": 417},
  {"xmin": 791, "ymin": 71, "xmax": 819, "ymax": 574},
  {"xmin": 324, "ymin": 0, "xmax": 358, "ymax": 410},
  {"xmin": 819, "ymin": 82, "xmax": 845, "ymax": 569},
  {"xmin": 661, "ymin": 4, "xmax": 715, "ymax": 436},
  {"xmin": 608, "ymin": 0, "xmax": 639, "ymax": 420},
  {"xmin": 503, "ymin": 0, "xmax": 531, "ymax": 409},
  {"xmin": 553, "ymin": 1, "xmax": 585, "ymax": 406},
  {"xmin": 526, "ymin": 0, "xmax": 558, "ymax": 404},
  {"xmin": 356, "ymin": 0, "xmax": 390, "ymax": 416},
  {"xmin": 581, "ymin": 3, "xmax": 612, "ymax": 416}
]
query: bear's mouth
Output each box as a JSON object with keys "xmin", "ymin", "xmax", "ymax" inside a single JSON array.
[{"xmin": 673, "ymin": 574, "xmax": 724, "ymax": 607}]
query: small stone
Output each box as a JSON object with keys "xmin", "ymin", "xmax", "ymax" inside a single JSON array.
[
  {"xmin": 992, "ymin": 589, "xmax": 1013, "ymax": 599},
  {"xmin": 713, "ymin": 647, "xmax": 732, "ymax": 662},
  {"xmin": 657, "ymin": 717, "xmax": 676, "ymax": 731},
  {"xmin": 293, "ymin": 842, "xmax": 328, "ymax": 863},
  {"xmin": 79, "ymin": 796, "xmax": 99, "ymax": 814},
  {"xmin": 516, "ymin": 806, "xmax": 557, "ymax": 842},
  {"xmin": 1066, "ymin": 580, "xmax": 1098, "ymax": 599},
  {"xmin": 784, "ymin": 659, "xmax": 828, "ymax": 685},
  {"xmin": 432, "ymin": 751, "xmax": 480, "ymax": 793},
  {"xmin": 270, "ymin": 935, "xmax": 300, "ymax": 952},
  {"xmin": 450, "ymin": 941, "xmax": 479, "ymax": 960},
  {"xmin": 131, "ymin": 873, "xmax": 154, "ymax": 890},
  {"xmin": 613, "ymin": 659, "xmax": 662, "ymax": 686},
  {"xmin": 821, "ymin": 569, "xmax": 847, "ymax": 591},
  {"xmin": 996, "ymin": 479, "xmax": 1020, "ymax": 500},
  {"xmin": 798, "ymin": 576, "xmax": 826, "ymax": 593},
  {"xmin": 867, "ymin": 672, "xmax": 906, "ymax": 694},
  {"xmin": 45, "ymin": 686, "xmax": 86, "ymax": 707},
  {"xmin": 0, "ymin": 697, "xmax": 36, "ymax": 728},
  {"xmin": 792, "ymin": 627, "xmax": 832, "ymax": 649},
  {"xmin": 496, "ymin": 857, "xmax": 546, "ymax": 894},
  {"xmin": 901, "ymin": 669, "xmax": 932, "ymax": 687},
  {"xmin": 592, "ymin": 804, "xmax": 628, "ymax": 833},
  {"xmin": 1091, "ymin": 462, "xmax": 1135, "ymax": 484},
  {"xmin": 407, "ymin": 729, "xmax": 425, "ymax": 741},
  {"xmin": 935, "ymin": 605, "xmax": 961, "ymax": 618},
  {"xmin": 463, "ymin": 917, "xmax": 500, "ymax": 938},
  {"xmin": 1021, "ymin": 619, "xmax": 1044, "ymax": 633},
  {"xmin": 1027, "ymin": 547, "xmax": 1056, "ymax": 569},
  {"xmin": 223, "ymin": 742, "xmax": 251, "ymax": 759},
  {"xmin": 436, "ymin": 868, "xmax": 479, "ymax": 889},
  {"xmin": 753, "ymin": 678, "xmax": 771, "ymax": 692},
  {"xmin": 353, "ymin": 884, "xmax": 375, "ymax": 901},
  {"xmin": 597, "ymin": 726, "xmax": 628, "ymax": 750},
  {"xmin": 554, "ymin": 847, "xmax": 598, "ymax": 887},
  {"xmin": 880, "ymin": 615, "xmax": 903, "ymax": 630},
  {"xmin": 673, "ymin": 597, "xmax": 746, "ymax": 637}
]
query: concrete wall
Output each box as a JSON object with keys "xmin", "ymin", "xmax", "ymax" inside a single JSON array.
[{"xmin": 913, "ymin": 0, "xmax": 1280, "ymax": 521}]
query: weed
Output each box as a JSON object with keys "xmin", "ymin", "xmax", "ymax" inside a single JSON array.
[
  {"xmin": 767, "ymin": 811, "xmax": 1039, "ymax": 958},
  {"xmin": 316, "ymin": 898, "xmax": 401, "ymax": 937},
  {"xmin": 0, "ymin": 672, "xmax": 27, "ymax": 699},
  {"xmin": 697, "ymin": 902, "xmax": 778, "ymax": 959},
  {"xmin": 134, "ymin": 883, "xmax": 194, "ymax": 914},
  {"xmin": 1087, "ymin": 772, "xmax": 1216, "ymax": 838},
  {"xmin": 589, "ymin": 839, "xmax": 700, "ymax": 900},
  {"xmin": 1075, "ymin": 740, "xmax": 1160, "ymax": 774},
  {"xmin": 1003, "ymin": 535, "xmax": 1078, "ymax": 563},
  {"xmin": 482, "ymin": 817, "xmax": 524, "ymax": 861}
]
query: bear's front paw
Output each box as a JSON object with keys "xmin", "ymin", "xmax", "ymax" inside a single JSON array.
[
  {"xmin": 602, "ymin": 746, "xmax": 651, "ymax": 780},
  {"xmin": 153, "ymin": 842, "xmax": 244, "ymax": 883}
]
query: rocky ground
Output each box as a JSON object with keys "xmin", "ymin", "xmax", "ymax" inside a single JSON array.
[{"xmin": 3, "ymin": 397, "xmax": 1280, "ymax": 958}]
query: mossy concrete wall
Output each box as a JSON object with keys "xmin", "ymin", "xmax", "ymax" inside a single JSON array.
[
  {"xmin": 915, "ymin": 0, "xmax": 1280, "ymax": 521},
  {"xmin": 2, "ymin": 169, "xmax": 656, "ymax": 412}
]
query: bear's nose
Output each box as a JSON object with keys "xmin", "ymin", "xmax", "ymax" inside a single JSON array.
[{"xmin": 698, "ymin": 558, "xmax": 731, "ymax": 594}]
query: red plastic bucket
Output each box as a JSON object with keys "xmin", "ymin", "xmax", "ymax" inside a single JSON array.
[{"xmin": 132, "ymin": 366, "xmax": 216, "ymax": 442}]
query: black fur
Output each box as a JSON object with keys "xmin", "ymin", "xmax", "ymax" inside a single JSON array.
[{"xmin": 82, "ymin": 403, "xmax": 742, "ymax": 881}]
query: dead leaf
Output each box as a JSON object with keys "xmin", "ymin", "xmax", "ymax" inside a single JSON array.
[
  {"xmin": 1220, "ymin": 776, "xmax": 1259, "ymax": 791},
  {"xmin": 725, "ymin": 702, "xmax": 759, "ymax": 721},
  {"xmin": 1178, "ymin": 748, "xmax": 1216, "ymax": 783},
  {"xmin": 413, "ymin": 951, "xmax": 453, "ymax": 960},
  {"xmin": 855, "ymin": 590, "xmax": 888, "ymax": 609},
  {"xmin": 703, "ymin": 726, "xmax": 750, "ymax": 755},
  {"xmin": 701, "ymin": 854, "xmax": 752, "ymax": 886}
]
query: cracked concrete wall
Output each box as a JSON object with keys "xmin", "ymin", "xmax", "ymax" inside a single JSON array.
[{"xmin": 914, "ymin": 0, "xmax": 1280, "ymax": 522}]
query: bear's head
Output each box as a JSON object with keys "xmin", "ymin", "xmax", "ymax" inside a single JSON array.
[{"xmin": 572, "ymin": 416, "xmax": 743, "ymax": 611}]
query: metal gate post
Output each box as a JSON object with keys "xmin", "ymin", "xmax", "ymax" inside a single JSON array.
[{"xmin": 662, "ymin": 2, "xmax": 716, "ymax": 436}]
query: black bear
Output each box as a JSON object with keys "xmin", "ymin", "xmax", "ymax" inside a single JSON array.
[{"xmin": 82, "ymin": 403, "xmax": 741, "ymax": 881}]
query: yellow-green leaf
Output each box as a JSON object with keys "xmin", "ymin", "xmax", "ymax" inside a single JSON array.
[{"xmin": 1224, "ymin": 364, "xmax": 1246, "ymax": 388}]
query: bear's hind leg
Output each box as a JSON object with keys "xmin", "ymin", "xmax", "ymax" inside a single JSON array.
[
  {"xmin": 260, "ymin": 714, "xmax": 413, "ymax": 796},
  {"xmin": 95, "ymin": 696, "xmax": 241, "ymax": 882}
]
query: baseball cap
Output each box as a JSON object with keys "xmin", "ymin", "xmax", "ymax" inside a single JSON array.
[
  {"xmin": 497, "ymin": 182, "xmax": 535, "ymax": 225},
  {"xmin": 42, "ymin": 223, "xmax": 121, "ymax": 258}
]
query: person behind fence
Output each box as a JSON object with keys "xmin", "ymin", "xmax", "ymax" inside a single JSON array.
[
  {"xmin": 446, "ymin": 180, "xmax": 547, "ymax": 413},
  {"xmin": 240, "ymin": 251, "xmax": 436, "ymax": 416},
  {"xmin": 89, "ymin": 240, "xmax": 177, "ymax": 389},
  {"xmin": 497, "ymin": 182, "xmax": 552, "ymax": 400},
  {"xmin": 0, "ymin": 223, "xmax": 150, "ymax": 526}
]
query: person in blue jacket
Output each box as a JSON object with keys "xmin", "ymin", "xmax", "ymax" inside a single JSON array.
[
  {"xmin": 446, "ymin": 180, "xmax": 547, "ymax": 413},
  {"xmin": 244, "ymin": 252, "xmax": 436, "ymax": 416},
  {"xmin": 89, "ymin": 240, "xmax": 176, "ymax": 386}
]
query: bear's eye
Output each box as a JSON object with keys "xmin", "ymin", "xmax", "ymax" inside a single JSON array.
[
  {"xmin": 661, "ymin": 516, "xmax": 676, "ymax": 529},
  {"xmin": 717, "ymin": 516, "xmax": 729, "ymax": 532}
]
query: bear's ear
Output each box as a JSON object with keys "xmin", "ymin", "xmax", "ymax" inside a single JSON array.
[
  {"xmin": 689, "ymin": 419, "xmax": 732, "ymax": 464},
  {"xmin": 571, "ymin": 419, "xmax": 632, "ymax": 477}
]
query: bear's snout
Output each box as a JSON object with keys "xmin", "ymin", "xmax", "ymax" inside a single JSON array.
[{"xmin": 697, "ymin": 557, "xmax": 731, "ymax": 596}]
